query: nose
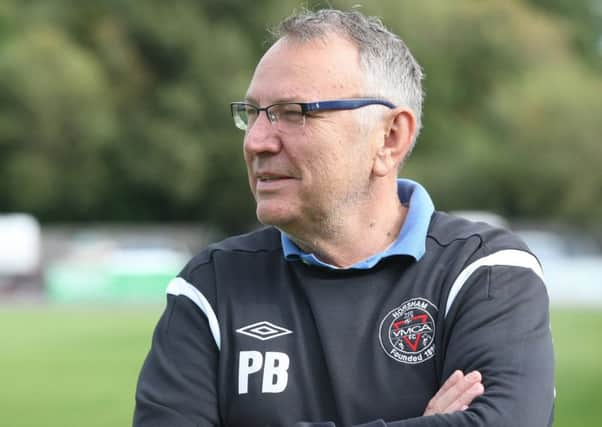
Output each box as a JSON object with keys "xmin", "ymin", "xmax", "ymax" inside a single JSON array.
[{"xmin": 243, "ymin": 110, "xmax": 282, "ymax": 155}]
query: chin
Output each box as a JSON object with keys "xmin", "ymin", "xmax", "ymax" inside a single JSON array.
[{"xmin": 255, "ymin": 203, "xmax": 296, "ymax": 228}]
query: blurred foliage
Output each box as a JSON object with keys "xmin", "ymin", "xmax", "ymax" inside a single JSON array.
[{"xmin": 0, "ymin": 0, "xmax": 600, "ymax": 233}]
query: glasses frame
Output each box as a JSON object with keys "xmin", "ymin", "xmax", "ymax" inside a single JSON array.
[{"xmin": 230, "ymin": 98, "xmax": 397, "ymax": 131}]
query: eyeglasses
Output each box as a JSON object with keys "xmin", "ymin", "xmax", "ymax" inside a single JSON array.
[{"xmin": 230, "ymin": 98, "xmax": 396, "ymax": 131}]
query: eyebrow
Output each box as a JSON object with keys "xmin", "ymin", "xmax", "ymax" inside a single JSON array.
[
  {"xmin": 243, "ymin": 96, "xmax": 305, "ymax": 106},
  {"xmin": 244, "ymin": 90, "xmax": 372, "ymax": 105}
]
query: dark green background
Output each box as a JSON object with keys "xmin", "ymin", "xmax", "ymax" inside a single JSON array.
[{"xmin": 1, "ymin": 0, "xmax": 601, "ymax": 233}]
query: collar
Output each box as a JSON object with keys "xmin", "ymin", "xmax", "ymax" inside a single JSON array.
[{"xmin": 280, "ymin": 178, "xmax": 434, "ymax": 270}]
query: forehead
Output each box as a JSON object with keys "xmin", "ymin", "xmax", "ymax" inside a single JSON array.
[{"xmin": 246, "ymin": 34, "xmax": 364, "ymax": 103}]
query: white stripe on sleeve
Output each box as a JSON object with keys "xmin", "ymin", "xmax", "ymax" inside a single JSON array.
[
  {"xmin": 166, "ymin": 277, "xmax": 221, "ymax": 350},
  {"xmin": 445, "ymin": 249, "xmax": 544, "ymax": 318}
]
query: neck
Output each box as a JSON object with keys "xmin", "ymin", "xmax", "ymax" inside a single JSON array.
[{"xmin": 287, "ymin": 181, "xmax": 407, "ymax": 268}]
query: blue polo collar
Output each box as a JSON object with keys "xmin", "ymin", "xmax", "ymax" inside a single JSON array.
[{"xmin": 281, "ymin": 179, "xmax": 434, "ymax": 270}]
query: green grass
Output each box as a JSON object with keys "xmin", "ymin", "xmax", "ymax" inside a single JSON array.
[
  {"xmin": 0, "ymin": 306, "xmax": 600, "ymax": 426},
  {"xmin": 551, "ymin": 308, "xmax": 602, "ymax": 426},
  {"xmin": 0, "ymin": 305, "xmax": 162, "ymax": 427}
]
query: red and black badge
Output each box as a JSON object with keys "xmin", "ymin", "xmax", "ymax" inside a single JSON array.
[{"xmin": 379, "ymin": 297, "xmax": 438, "ymax": 365}]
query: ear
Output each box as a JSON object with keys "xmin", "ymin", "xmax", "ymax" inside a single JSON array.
[{"xmin": 372, "ymin": 108, "xmax": 417, "ymax": 177}]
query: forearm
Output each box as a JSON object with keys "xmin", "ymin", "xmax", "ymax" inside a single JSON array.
[
  {"xmin": 295, "ymin": 266, "xmax": 555, "ymax": 427},
  {"xmin": 292, "ymin": 411, "xmax": 482, "ymax": 427}
]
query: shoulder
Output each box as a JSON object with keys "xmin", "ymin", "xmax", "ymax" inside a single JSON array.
[
  {"xmin": 210, "ymin": 226, "xmax": 282, "ymax": 253},
  {"xmin": 167, "ymin": 227, "xmax": 283, "ymax": 317},
  {"xmin": 427, "ymin": 212, "xmax": 545, "ymax": 318},
  {"xmin": 427, "ymin": 211, "xmax": 530, "ymax": 256},
  {"xmin": 425, "ymin": 211, "xmax": 542, "ymax": 290},
  {"xmin": 179, "ymin": 226, "xmax": 282, "ymax": 277}
]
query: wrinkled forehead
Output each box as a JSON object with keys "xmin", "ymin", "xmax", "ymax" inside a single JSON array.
[{"xmin": 245, "ymin": 35, "xmax": 365, "ymax": 104}]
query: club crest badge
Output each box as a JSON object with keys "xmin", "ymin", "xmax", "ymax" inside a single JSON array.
[{"xmin": 379, "ymin": 297, "xmax": 438, "ymax": 364}]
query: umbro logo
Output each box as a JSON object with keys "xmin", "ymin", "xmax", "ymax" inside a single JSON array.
[{"xmin": 236, "ymin": 321, "xmax": 293, "ymax": 341}]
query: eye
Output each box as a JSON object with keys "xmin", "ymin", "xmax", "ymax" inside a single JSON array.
[
  {"xmin": 282, "ymin": 110, "xmax": 303, "ymax": 118},
  {"xmin": 245, "ymin": 105, "xmax": 259, "ymax": 118},
  {"xmin": 274, "ymin": 104, "xmax": 303, "ymax": 122}
]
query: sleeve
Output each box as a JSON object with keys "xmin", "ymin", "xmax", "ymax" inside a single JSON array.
[
  {"xmin": 133, "ymin": 290, "xmax": 220, "ymax": 427},
  {"xmin": 295, "ymin": 261, "xmax": 555, "ymax": 427}
]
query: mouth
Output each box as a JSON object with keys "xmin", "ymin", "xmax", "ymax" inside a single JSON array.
[
  {"xmin": 256, "ymin": 173, "xmax": 295, "ymax": 182},
  {"xmin": 254, "ymin": 173, "xmax": 297, "ymax": 190},
  {"xmin": 257, "ymin": 175, "xmax": 285, "ymax": 182}
]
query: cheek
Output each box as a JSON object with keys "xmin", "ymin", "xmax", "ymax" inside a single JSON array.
[
  {"xmin": 242, "ymin": 152, "xmax": 257, "ymax": 192},
  {"xmin": 297, "ymin": 120, "xmax": 368, "ymax": 185}
]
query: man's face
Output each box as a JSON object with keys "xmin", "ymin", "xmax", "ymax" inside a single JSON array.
[{"xmin": 243, "ymin": 35, "xmax": 381, "ymax": 236}]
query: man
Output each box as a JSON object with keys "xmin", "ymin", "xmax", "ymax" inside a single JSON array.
[{"xmin": 134, "ymin": 9, "xmax": 554, "ymax": 427}]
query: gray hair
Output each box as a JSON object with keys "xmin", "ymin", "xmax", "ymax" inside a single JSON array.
[{"xmin": 270, "ymin": 8, "xmax": 425, "ymax": 150}]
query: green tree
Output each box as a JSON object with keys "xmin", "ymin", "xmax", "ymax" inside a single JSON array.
[{"xmin": 0, "ymin": 0, "xmax": 600, "ymax": 232}]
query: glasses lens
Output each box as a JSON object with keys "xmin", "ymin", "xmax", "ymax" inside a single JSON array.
[
  {"xmin": 270, "ymin": 103, "xmax": 305, "ymax": 127},
  {"xmin": 231, "ymin": 103, "xmax": 257, "ymax": 130}
]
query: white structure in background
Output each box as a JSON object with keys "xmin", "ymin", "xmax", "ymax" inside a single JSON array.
[
  {"xmin": 0, "ymin": 213, "xmax": 42, "ymax": 288},
  {"xmin": 451, "ymin": 210, "xmax": 510, "ymax": 229},
  {"xmin": 517, "ymin": 230, "xmax": 602, "ymax": 307}
]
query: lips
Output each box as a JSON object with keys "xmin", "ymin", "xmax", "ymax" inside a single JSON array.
[
  {"xmin": 255, "ymin": 172, "xmax": 294, "ymax": 181},
  {"xmin": 254, "ymin": 172, "xmax": 298, "ymax": 191},
  {"xmin": 257, "ymin": 175, "xmax": 286, "ymax": 182}
]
